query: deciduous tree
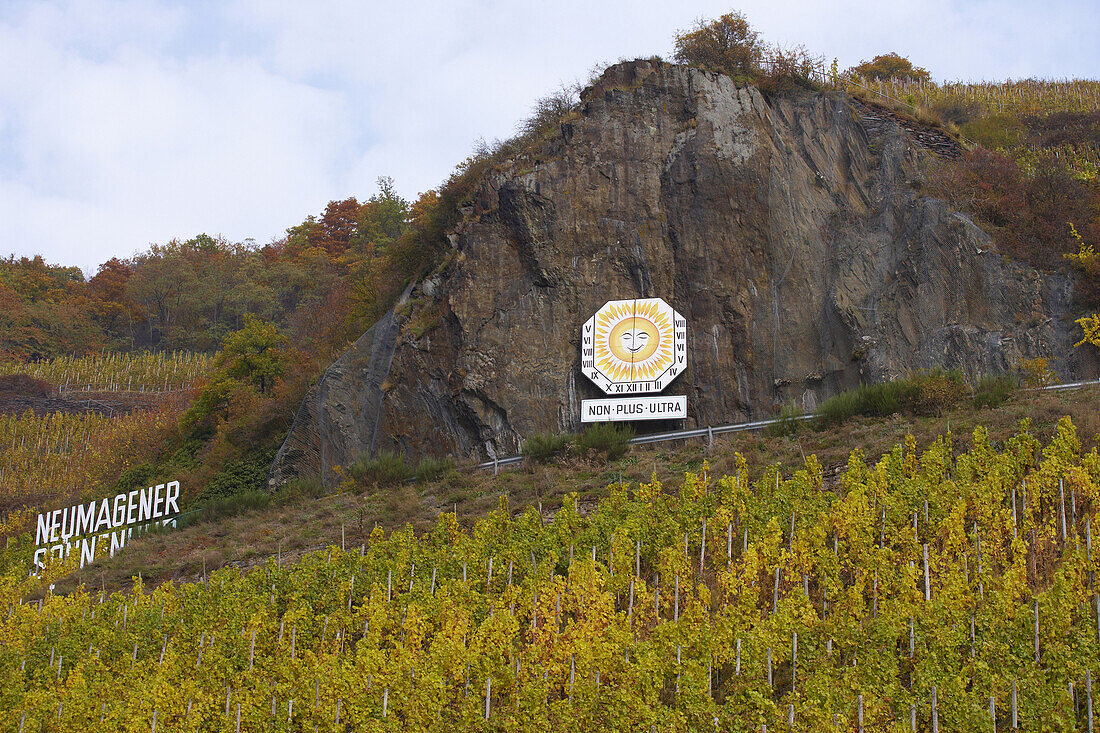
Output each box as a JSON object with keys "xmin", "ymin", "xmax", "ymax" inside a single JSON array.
[
  {"xmin": 847, "ymin": 52, "xmax": 931, "ymax": 82},
  {"xmin": 673, "ymin": 12, "xmax": 764, "ymax": 80}
]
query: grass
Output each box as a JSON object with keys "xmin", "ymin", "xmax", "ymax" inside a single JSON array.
[
  {"xmin": 814, "ymin": 380, "xmax": 916, "ymax": 425},
  {"xmin": 765, "ymin": 403, "xmax": 805, "ymax": 437},
  {"xmin": 345, "ymin": 451, "xmax": 457, "ymax": 487},
  {"xmin": 973, "ymin": 374, "xmax": 1018, "ymax": 409},
  {"xmin": 180, "ymin": 477, "xmax": 326, "ymax": 529},
  {"xmin": 179, "ymin": 490, "xmax": 273, "ymax": 527},
  {"xmin": 415, "ymin": 456, "xmax": 456, "ymax": 483},
  {"xmin": 346, "ymin": 451, "xmax": 413, "ymax": 487}
]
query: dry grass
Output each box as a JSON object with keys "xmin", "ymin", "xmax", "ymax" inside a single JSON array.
[{"xmin": 55, "ymin": 385, "xmax": 1100, "ymax": 596}]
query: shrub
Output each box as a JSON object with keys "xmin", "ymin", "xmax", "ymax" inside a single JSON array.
[
  {"xmin": 757, "ymin": 44, "xmax": 823, "ymax": 92},
  {"xmin": 910, "ymin": 368, "xmax": 968, "ymax": 415},
  {"xmin": 766, "ymin": 403, "xmax": 804, "ymax": 437},
  {"xmin": 814, "ymin": 370, "xmax": 965, "ymax": 427},
  {"xmin": 960, "ymin": 113, "xmax": 1024, "ymax": 149},
  {"xmin": 1022, "ymin": 110, "xmax": 1100, "ymax": 149},
  {"xmin": 847, "ymin": 52, "xmax": 930, "ymax": 82},
  {"xmin": 522, "ymin": 432, "xmax": 575, "ymax": 463},
  {"xmin": 1077, "ymin": 314, "xmax": 1100, "ymax": 350},
  {"xmin": 862, "ymin": 379, "xmax": 920, "ymax": 416},
  {"xmin": 192, "ymin": 447, "xmax": 278, "ymax": 504},
  {"xmin": 934, "ymin": 100, "xmax": 982, "ymax": 127},
  {"xmin": 673, "ymin": 13, "xmax": 821, "ymax": 92},
  {"xmin": 973, "ymin": 374, "xmax": 1017, "ymax": 409},
  {"xmin": 577, "ymin": 423, "xmax": 634, "ymax": 461},
  {"xmin": 673, "ymin": 12, "xmax": 764, "ymax": 80},
  {"xmin": 515, "ymin": 85, "xmax": 580, "ymax": 143},
  {"xmin": 280, "ymin": 477, "xmax": 325, "ymax": 501},
  {"xmin": 927, "ymin": 149, "xmax": 1100, "ymax": 302},
  {"xmin": 1018, "ymin": 357, "xmax": 1054, "ymax": 388},
  {"xmin": 414, "ymin": 456, "xmax": 455, "ymax": 483},
  {"xmin": 814, "ymin": 389, "xmax": 863, "ymax": 427},
  {"xmin": 347, "ymin": 451, "xmax": 413, "ymax": 487}
]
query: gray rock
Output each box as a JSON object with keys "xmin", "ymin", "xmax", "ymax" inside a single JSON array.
[{"xmin": 270, "ymin": 60, "xmax": 1095, "ymax": 488}]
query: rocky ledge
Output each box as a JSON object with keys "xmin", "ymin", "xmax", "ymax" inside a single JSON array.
[{"xmin": 271, "ymin": 59, "xmax": 1094, "ymax": 488}]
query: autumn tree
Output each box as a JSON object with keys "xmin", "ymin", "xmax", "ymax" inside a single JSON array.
[
  {"xmin": 89, "ymin": 258, "xmax": 142, "ymax": 347},
  {"xmin": 310, "ymin": 197, "xmax": 362, "ymax": 256},
  {"xmin": 0, "ymin": 256, "xmax": 103, "ymax": 358},
  {"xmin": 124, "ymin": 235, "xmax": 281, "ymax": 350},
  {"xmin": 353, "ymin": 176, "xmax": 410, "ymax": 254},
  {"xmin": 217, "ymin": 315, "xmax": 286, "ymax": 395},
  {"xmin": 181, "ymin": 315, "xmax": 287, "ymax": 443},
  {"xmin": 673, "ymin": 12, "xmax": 764, "ymax": 80},
  {"xmin": 847, "ymin": 52, "xmax": 931, "ymax": 82}
]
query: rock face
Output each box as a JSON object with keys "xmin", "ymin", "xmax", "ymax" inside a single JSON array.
[{"xmin": 271, "ymin": 60, "xmax": 1094, "ymax": 487}]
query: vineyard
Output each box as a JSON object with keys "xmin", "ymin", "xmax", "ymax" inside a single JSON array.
[
  {"xmin": 0, "ymin": 352, "xmax": 215, "ymax": 393},
  {"xmin": 843, "ymin": 76, "xmax": 1100, "ymax": 180},
  {"xmin": 847, "ymin": 77, "xmax": 1100, "ymax": 118},
  {"xmin": 0, "ymin": 406, "xmax": 184, "ymax": 545},
  {"xmin": 0, "ymin": 352, "xmax": 207, "ymax": 546},
  {"xmin": 2, "ymin": 417, "xmax": 1099, "ymax": 731}
]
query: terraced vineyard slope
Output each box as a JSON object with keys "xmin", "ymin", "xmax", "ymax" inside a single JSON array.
[{"xmin": 4, "ymin": 417, "xmax": 1100, "ymax": 731}]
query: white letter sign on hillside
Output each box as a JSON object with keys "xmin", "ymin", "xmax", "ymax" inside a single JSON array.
[
  {"xmin": 32, "ymin": 482, "xmax": 181, "ymax": 574},
  {"xmin": 579, "ymin": 297, "xmax": 688, "ymax": 422}
]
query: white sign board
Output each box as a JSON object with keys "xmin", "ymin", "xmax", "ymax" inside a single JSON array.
[
  {"xmin": 32, "ymin": 481, "xmax": 181, "ymax": 573},
  {"xmin": 581, "ymin": 298, "xmax": 687, "ymax": 395},
  {"xmin": 581, "ymin": 395, "xmax": 687, "ymax": 422}
]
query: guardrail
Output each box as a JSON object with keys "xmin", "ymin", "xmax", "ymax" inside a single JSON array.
[
  {"xmin": 475, "ymin": 377, "xmax": 1100, "ymax": 473},
  {"xmin": 1034, "ymin": 378, "xmax": 1100, "ymax": 392}
]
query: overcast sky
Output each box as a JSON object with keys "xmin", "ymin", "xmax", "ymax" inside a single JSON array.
[{"xmin": 1, "ymin": 0, "xmax": 1096, "ymax": 272}]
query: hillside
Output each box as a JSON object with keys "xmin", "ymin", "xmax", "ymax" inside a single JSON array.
[
  {"xmin": 0, "ymin": 57, "xmax": 1096, "ymax": 539},
  {"xmin": 271, "ymin": 57, "xmax": 1098, "ymax": 490},
  {"xmin": 48, "ymin": 383, "xmax": 1100, "ymax": 595},
  {"xmin": 5, "ymin": 389, "xmax": 1100, "ymax": 730},
  {"xmin": 2, "ymin": 10, "xmax": 1100, "ymax": 731}
]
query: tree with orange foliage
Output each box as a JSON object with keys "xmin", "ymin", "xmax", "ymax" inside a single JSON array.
[
  {"xmin": 847, "ymin": 52, "xmax": 931, "ymax": 82},
  {"xmin": 310, "ymin": 197, "xmax": 361, "ymax": 256},
  {"xmin": 673, "ymin": 12, "xmax": 764, "ymax": 80}
]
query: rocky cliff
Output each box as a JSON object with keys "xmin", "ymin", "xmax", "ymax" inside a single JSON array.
[{"xmin": 271, "ymin": 59, "xmax": 1093, "ymax": 487}]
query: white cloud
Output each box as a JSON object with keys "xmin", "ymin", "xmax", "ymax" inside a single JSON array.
[
  {"xmin": 0, "ymin": 2, "xmax": 357, "ymax": 271},
  {"xmin": 0, "ymin": 0, "xmax": 1095, "ymax": 272}
]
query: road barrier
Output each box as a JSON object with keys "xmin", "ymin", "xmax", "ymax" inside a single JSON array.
[{"xmin": 475, "ymin": 377, "xmax": 1100, "ymax": 472}]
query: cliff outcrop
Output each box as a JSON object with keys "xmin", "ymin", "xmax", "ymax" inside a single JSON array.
[{"xmin": 271, "ymin": 59, "xmax": 1092, "ymax": 487}]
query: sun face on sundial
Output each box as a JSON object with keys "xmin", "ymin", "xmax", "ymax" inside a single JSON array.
[{"xmin": 581, "ymin": 298, "xmax": 687, "ymax": 395}]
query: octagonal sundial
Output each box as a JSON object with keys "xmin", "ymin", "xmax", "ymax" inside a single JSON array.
[{"xmin": 580, "ymin": 297, "xmax": 687, "ymax": 395}]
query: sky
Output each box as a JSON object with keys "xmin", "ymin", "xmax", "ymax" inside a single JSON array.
[{"xmin": 0, "ymin": 0, "xmax": 1096, "ymax": 273}]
